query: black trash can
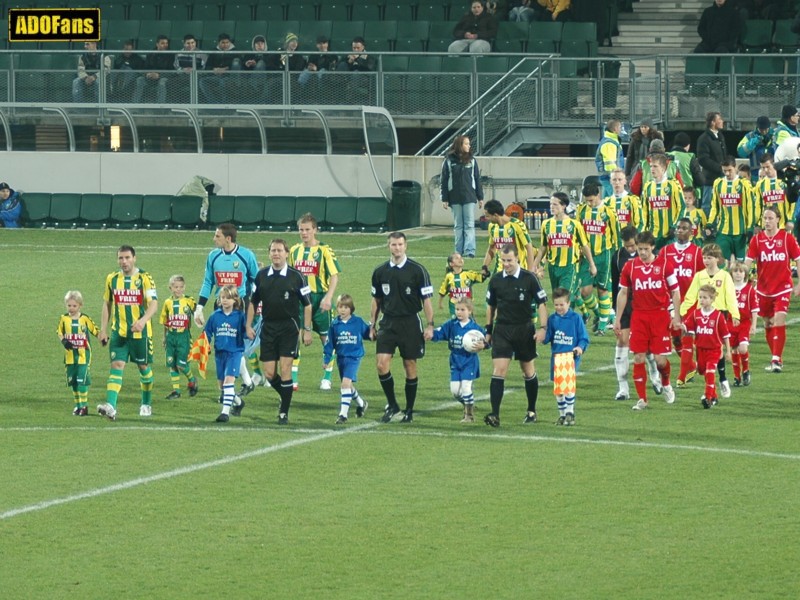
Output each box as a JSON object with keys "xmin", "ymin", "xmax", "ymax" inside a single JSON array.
[{"xmin": 390, "ymin": 180, "xmax": 421, "ymax": 230}]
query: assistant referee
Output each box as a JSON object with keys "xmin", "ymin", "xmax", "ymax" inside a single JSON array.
[
  {"xmin": 484, "ymin": 244, "xmax": 549, "ymax": 427},
  {"xmin": 370, "ymin": 231, "xmax": 435, "ymax": 423},
  {"xmin": 247, "ymin": 239, "xmax": 312, "ymax": 425}
]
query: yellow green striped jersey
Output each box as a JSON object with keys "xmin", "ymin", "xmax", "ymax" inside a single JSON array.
[
  {"xmin": 641, "ymin": 179, "xmax": 685, "ymax": 239},
  {"xmin": 575, "ymin": 202, "xmax": 619, "ymax": 254},
  {"xmin": 488, "ymin": 217, "xmax": 532, "ymax": 271},
  {"xmin": 539, "ymin": 217, "xmax": 590, "ymax": 267},
  {"xmin": 752, "ymin": 177, "xmax": 794, "ymax": 229},
  {"xmin": 57, "ymin": 313, "xmax": 99, "ymax": 365},
  {"xmin": 159, "ymin": 295, "xmax": 196, "ymax": 335},
  {"xmin": 438, "ymin": 269, "xmax": 486, "ymax": 314},
  {"xmin": 103, "ymin": 269, "xmax": 158, "ymax": 338},
  {"xmin": 686, "ymin": 207, "xmax": 708, "ymax": 243},
  {"xmin": 604, "ymin": 193, "xmax": 642, "ymax": 234},
  {"xmin": 288, "ymin": 242, "xmax": 341, "ymax": 293},
  {"xmin": 708, "ymin": 177, "xmax": 753, "ymax": 236}
]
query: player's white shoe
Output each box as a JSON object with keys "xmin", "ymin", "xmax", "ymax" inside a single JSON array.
[
  {"xmin": 632, "ymin": 399, "xmax": 648, "ymax": 410},
  {"xmin": 662, "ymin": 385, "xmax": 675, "ymax": 404},
  {"xmin": 251, "ymin": 373, "xmax": 263, "ymax": 387},
  {"xmin": 320, "ymin": 379, "xmax": 332, "ymax": 391},
  {"xmin": 97, "ymin": 402, "xmax": 117, "ymax": 421},
  {"xmin": 139, "ymin": 404, "xmax": 152, "ymax": 417},
  {"xmin": 720, "ymin": 380, "xmax": 731, "ymax": 399}
]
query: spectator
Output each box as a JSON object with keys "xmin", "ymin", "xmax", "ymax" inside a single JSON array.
[
  {"xmin": 535, "ymin": 0, "xmax": 572, "ymax": 22},
  {"xmin": 200, "ymin": 33, "xmax": 240, "ymax": 104},
  {"xmin": 112, "ymin": 39, "xmax": 145, "ymax": 100},
  {"xmin": 0, "ymin": 182, "xmax": 22, "ymax": 228},
  {"xmin": 668, "ymin": 131, "xmax": 706, "ymax": 195},
  {"xmin": 737, "ymin": 116, "xmax": 774, "ymax": 184},
  {"xmin": 72, "ymin": 41, "xmax": 111, "ymax": 102},
  {"xmin": 625, "ymin": 119, "xmax": 664, "ymax": 179},
  {"xmin": 772, "ymin": 104, "xmax": 799, "ymax": 148},
  {"xmin": 595, "ymin": 119, "xmax": 624, "ymax": 197},
  {"xmin": 133, "ymin": 35, "xmax": 173, "ymax": 104},
  {"xmin": 299, "ymin": 35, "xmax": 338, "ymax": 85},
  {"xmin": 277, "ymin": 32, "xmax": 308, "ymax": 72},
  {"xmin": 440, "ymin": 135, "xmax": 484, "ymax": 258},
  {"xmin": 696, "ymin": 111, "xmax": 728, "ymax": 214},
  {"xmin": 174, "ymin": 34, "xmax": 205, "ymax": 73},
  {"xmin": 508, "ymin": 1, "xmax": 536, "ymax": 22},
  {"xmin": 694, "ymin": 0, "xmax": 742, "ymax": 54},
  {"xmin": 241, "ymin": 35, "xmax": 270, "ymax": 73},
  {"xmin": 449, "ymin": 1, "xmax": 498, "ymax": 54},
  {"xmin": 337, "ymin": 37, "xmax": 374, "ymax": 72},
  {"xmin": 629, "ymin": 138, "xmax": 685, "ymax": 197},
  {"xmin": 240, "ymin": 34, "xmax": 271, "ymax": 99}
]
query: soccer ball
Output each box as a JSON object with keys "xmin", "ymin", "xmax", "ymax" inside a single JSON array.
[{"xmin": 462, "ymin": 329, "xmax": 486, "ymax": 353}]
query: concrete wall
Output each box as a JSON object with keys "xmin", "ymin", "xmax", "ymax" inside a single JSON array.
[{"xmin": 3, "ymin": 152, "xmax": 596, "ymax": 226}]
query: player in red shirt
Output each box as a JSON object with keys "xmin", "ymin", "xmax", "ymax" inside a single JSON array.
[
  {"xmin": 683, "ymin": 284, "xmax": 732, "ymax": 408},
  {"xmin": 613, "ymin": 231, "xmax": 682, "ymax": 410},
  {"xmin": 728, "ymin": 261, "xmax": 759, "ymax": 386},
  {"xmin": 662, "ymin": 217, "xmax": 705, "ymax": 387},
  {"xmin": 744, "ymin": 206, "xmax": 800, "ymax": 372}
]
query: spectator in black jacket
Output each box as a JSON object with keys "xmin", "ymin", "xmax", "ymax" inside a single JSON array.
[
  {"xmin": 337, "ymin": 37, "xmax": 375, "ymax": 72},
  {"xmin": 299, "ymin": 36, "xmax": 339, "ymax": 85},
  {"xmin": 133, "ymin": 35, "xmax": 173, "ymax": 103},
  {"xmin": 694, "ymin": 0, "xmax": 742, "ymax": 54},
  {"xmin": 696, "ymin": 111, "xmax": 728, "ymax": 215},
  {"xmin": 200, "ymin": 33, "xmax": 240, "ymax": 104},
  {"xmin": 111, "ymin": 39, "xmax": 144, "ymax": 100},
  {"xmin": 448, "ymin": 0, "xmax": 498, "ymax": 54}
]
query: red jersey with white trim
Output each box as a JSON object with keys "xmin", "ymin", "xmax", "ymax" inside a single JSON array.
[
  {"xmin": 662, "ymin": 242, "xmax": 704, "ymax": 301},
  {"xmin": 735, "ymin": 282, "xmax": 759, "ymax": 324},
  {"xmin": 746, "ymin": 230, "xmax": 800, "ymax": 296},
  {"xmin": 619, "ymin": 252, "xmax": 679, "ymax": 311},
  {"xmin": 684, "ymin": 307, "xmax": 729, "ymax": 350}
]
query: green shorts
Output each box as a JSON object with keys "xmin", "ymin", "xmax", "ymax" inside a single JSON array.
[
  {"xmin": 578, "ymin": 250, "xmax": 611, "ymax": 291},
  {"xmin": 547, "ymin": 263, "xmax": 578, "ymax": 295},
  {"xmin": 109, "ymin": 331, "xmax": 154, "ymax": 366},
  {"xmin": 716, "ymin": 233, "xmax": 747, "ymax": 261},
  {"xmin": 300, "ymin": 292, "xmax": 332, "ymax": 335},
  {"xmin": 65, "ymin": 363, "xmax": 90, "ymax": 387},
  {"xmin": 165, "ymin": 332, "xmax": 191, "ymax": 369}
]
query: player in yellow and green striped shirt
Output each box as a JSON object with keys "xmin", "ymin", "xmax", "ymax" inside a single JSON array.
[
  {"xmin": 97, "ymin": 245, "xmax": 159, "ymax": 421},
  {"xmin": 752, "ymin": 155, "xmax": 795, "ymax": 233},
  {"xmin": 641, "ymin": 154, "xmax": 685, "ymax": 250},
  {"xmin": 708, "ymin": 156, "xmax": 754, "ymax": 264},
  {"xmin": 57, "ymin": 290, "xmax": 100, "ymax": 416},
  {"xmin": 438, "ymin": 252, "xmax": 486, "ymax": 318},
  {"xmin": 289, "ymin": 212, "xmax": 341, "ymax": 390},
  {"xmin": 605, "ymin": 168, "xmax": 643, "ymax": 238},
  {"xmin": 481, "ymin": 199, "xmax": 535, "ymax": 272},
  {"xmin": 576, "ymin": 182, "xmax": 618, "ymax": 334},
  {"xmin": 160, "ymin": 274, "xmax": 199, "ymax": 400},
  {"xmin": 683, "ymin": 186, "xmax": 708, "ymax": 246}
]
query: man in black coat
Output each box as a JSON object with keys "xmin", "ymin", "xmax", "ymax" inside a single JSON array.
[{"xmin": 696, "ymin": 111, "xmax": 727, "ymax": 215}]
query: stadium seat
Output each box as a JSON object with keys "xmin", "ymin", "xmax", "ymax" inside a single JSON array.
[
  {"xmin": 684, "ymin": 54, "xmax": 717, "ymax": 96},
  {"xmin": 497, "ymin": 21, "xmax": 528, "ymax": 53},
  {"xmin": 528, "ymin": 21, "xmax": 562, "ymax": 53},
  {"xmin": 20, "ymin": 192, "xmax": 51, "ymax": 227},
  {"xmin": 254, "ymin": 2, "xmax": 286, "ymax": 21},
  {"xmin": 325, "ymin": 197, "xmax": 359, "ymax": 230},
  {"xmin": 298, "ymin": 21, "xmax": 333, "ymax": 44},
  {"xmin": 105, "ymin": 20, "xmax": 142, "ymax": 44},
  {"xmin": 235, "ymin": 21, "xmax": 269, "ymax": 48},
  {"xmin": 224, "ymin": 3, "xmax": 255, "ymax": 20},
  {"xmin": 192, "ymin": 2, "xmax": 223, "ymax": 20},
  {"xmin": 233, "ymin": 195, "xmax": 267, "ymax": 229},
  {"xmin": 286, "ymin": 3, "xmax": 317, "ymax": 20},
  {"xmin": 773, "ymin": 19, "xmax": 800, "ymax": 53},
  {"xmin": 49, "ymin": 193, "xmax": 82, "ymax": 228},
  {"xmin": 740, "ymin": 19, "xmax": 774, "ymax": 53},
  {"xmin": 352, "ymin": 3, "xmax": 383, "ymax": 21},
  {"xmin": 207, "ymin": 194, "xmax": 236, "ymax": 225},
  {"xmin": 171, "ymin": 195, "xmax": 204, "ymax": 228},
  {"xmin": 111, "ymin": 194, "xmax": 143, "ymax": 228},
  {"xmin": 364, "ymin": 20, "xmax": 398, "ymax": 45},
  {"xmin": 127, "ymin": 3, "xmax": 159, "ymax": 20},
  {"xmin": 160, "ymin": 3, "xmax": 191, "ymax": 20},
  {"xmin": 79, "ymin": 193, "xmax": 113, "ymax": 228},
  {"xmin": 417, "ymin": 3, "xmax": 447, "ymax": 21},
  {"xmin": 294, "ymin": 196, "xmax": 327, "ymax": 224},
  {"xmin": 170, "ymin": 20, "xmax": 203, "ymax": 45},
  {"xmin": 141, "ymin": 195, "xmax": 173, "ymax": 228},
  {"xmin": 320, "ymin": 4, "xmax": 351, "ymax": 21},
  {"xmin": 101, "ymin": 3, "xmax": 128, "ymax": 20},
  {"xmin": 264, "ymin": 196, "xmax": 297, "ymax": 227},
  {"xmin": 384, "ymin": 3, "xmax": 413, "ymax": 21},
  {"xmin": 139, "ymin": 20, "xmax": 171, "ymax": 47},
  {"xmin": 356, "ymin": 196, "xmax": 388, "ymax": 229},
  {"xmin": 332, "ymin": 21, "xmax": 366, "ymax": 51},
  {"xmin": 751, "ymin": 55, "xmax": 787, "ymax": 95},
  {"xmin": 202, "ymin": 21, "xmax": 236, "ymax": 49}
]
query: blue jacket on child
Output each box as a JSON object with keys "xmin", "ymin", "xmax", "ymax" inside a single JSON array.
[{"xmin": 323, "ymin": 314, "xmax": 370, "ymax": 364}]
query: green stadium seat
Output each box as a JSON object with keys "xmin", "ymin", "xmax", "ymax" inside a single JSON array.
[
  {"xmin": 234, "ymin": 195, "xmax": 267, "ymax": 229},
  {"xmin": 332, "ymin": 21, "xmax": 366, "ymax": 51},
  {"xmin": 476, "ymin": 55, "xmax": 509, "ymax": 73},
  {"xmin": 384, "ymin": 3, "xmax": 413, "ymax": 21},
  {"xmin": 50, "ymin": 193, "xmax": 82, "ymax": 228},
  {"xmin": 417, "ymin": 3, "xmax": 446, "ymax": 21},
  {"xmin": 160, "ymin": 3, "xmax": 191, "ymax": 20},
  {"xmin": 381, "ymin": 55, "xmax": 409, "ymax": 72},
  {"xmin": 741, "ymin": 19, "xmax": 774, "ymax": 53},
  {"xmin": 105, "ymin": 20, "xmax": 142, "ymax": 43},
  {"xmin": 352, "ymin": 3, "xmax": 383, "ymax": 21},
  {"xmin": 225, "ymin": 3, "xmax": 255, "ymax": 20},
  {"xmin": 111, "ymin": 194, "xmax": 143, "ymax": 228},
  {"xmin": 236, "ymin": 21, "xmax": 269, "ymax": 48},
  {"xmin": 16, "ymin": 54, "xmax": 55, "ymax": 102},
  {"xmin": 685, "ymin": 54, "xmax": 717, "ymax": 96},
  {"xmin": 751, "ymin": 55, "xmax": 787, "ymax": 95},
  {"xmin": 325, "ymin": 197, "xmax": 359, "ymax": 230},
  {"xmin": 773, "ymin": 19, "xmax": 800, "ymax": 52},
  {"xmin": 172, "ymin": 195, "xmax": 204, "ymax": 228},
  {"xmin": 529, "ymin": 21, "xmax": 562, "ymax": 50},
  {"xmin": 408, "ymin": 55, "xmax": 442, "ymax": 107},
  {"xmin": 141, "ymin": 195, "xmax": 173, "ymax": 228},
  {"xmin": 562, "ymin": 21, "xmax": 596, "ymax": 43},
  {"xmin": 101, "ymin": 3, "xmax": 127, "ymax": 20},
  {"xmin": 139, "ymin": 20, "xmax": 172, "ymax": 46},
  {"xmin": 255, "ymin": 2, "xmax": 286, "ymax": 21},
  {"xmin": 497, "ymin": 21, "xmax": 528, "ymax": 53},
  {"xmin": 264, "ymin": 196, "xmax": 296, "ymax": 227},
  {"xmin": 356, "ymin": 196, "xmax": 388, "ymax": 229},
  {"xmin": 320, "ymin": 4, "xmax": 351, "ymax": 21},
  {"xmin": 298, "ymin": 20, "xmax": 332, "ymax": 44},
  {"xmin": 79, "ymin": 193, "xmax": 112, "ymax": 228},
  {"xmin": 128, "ymin": 3, "xmax": 159, "ymax": 20},
  {"xmin": 20, "ymin": 192, "xmax": 51, "ymax": 227},
  {"xmin": 394, "ymin": 37, "xmax": 426, "ymax": 53},
  {"xmin": 365, "ymin": 20, "xmax": 398, "ymax": 44},
  {"xmin": 207, "ymin": 194, "xmax": 236, "ymax": 225},
  {"xmin": 192, "ymin": 2, "xmax": 223, "ymax": 20},
  {"xmin": 202, "ymin": 21, "xmax": 236, "ymax": 49},
  {"xmin": 170, "ymin": 20, "xmax": 203, "ymax": 43},
  {"xmin": 396, "ymin": 20, "xmax": 429, "ymax": 48},
  {"xmin": 294, "ymin": 196, "xmax": 327, "ymax": 223},
  {"xmin": 286, "ymin": 3, "xmax": 316, "ymax": 20}
]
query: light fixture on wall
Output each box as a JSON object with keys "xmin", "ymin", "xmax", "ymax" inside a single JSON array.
[{"xmin": 110, "ymin": 125, "xmax": 121, "ymax": 151}]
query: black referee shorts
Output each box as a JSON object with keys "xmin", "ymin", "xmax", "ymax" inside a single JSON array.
[
  {"xmin": 376, "ymin": 315, "xmax": 425, "ymax": 360},
  {"xmin": 491, "ymin": 322, "xmax": 538, "ymax": 362},
  {"xmin": 259, "ymin": 319, "xmax": 300, "ymax": 362},
  {"xmin": 619, "ymin": 298, "xmax": 633, "ymax": 330}
]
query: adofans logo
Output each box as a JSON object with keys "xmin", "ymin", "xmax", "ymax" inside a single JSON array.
[{"xmin": 8, "ymin": 8, "xmax": 100, "ymax": 42}]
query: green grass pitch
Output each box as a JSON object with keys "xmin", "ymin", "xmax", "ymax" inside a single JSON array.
[{"xmin": 1, "ymin": 229, "xmax": 799, "ymax": 599}]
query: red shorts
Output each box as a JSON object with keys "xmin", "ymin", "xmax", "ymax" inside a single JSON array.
[
  {"xmin": 729, "ymin": 320, "xmax": 751, "ymax": 347},
  {"xmin": 758, "ymin": 292, "xmax": 790, "ymax": 319},
  {"xmin": 696, "ymin": 347, "xmax": 722, "ymax": 375},
  {"xmin": 629, "ymin": 310, "xmax": 672, "ymax": 355}
]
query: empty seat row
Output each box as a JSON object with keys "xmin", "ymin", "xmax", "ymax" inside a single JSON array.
[
  {"xmin": 740, "ymin": 19, "xmax": 800, "ymax": 53},
  {"xmin": 19, "ymin": 192, "xmax": 388, "ymax": 230}
]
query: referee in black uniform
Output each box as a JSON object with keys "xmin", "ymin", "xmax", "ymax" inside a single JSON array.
[
  {"xmin": 484, "ymin": 244, "xmax": 549, "ymax": 427},
  {"xmin": 370, "ymin": 231, "xmax": 435, "ymax": 423},
  {"xmin": 246, "ymin": 239, "xmax": 312, "ymax": 425},
  {"xmin": 611, "ymin": 225, "xmax": 638, "ymax": 401}
]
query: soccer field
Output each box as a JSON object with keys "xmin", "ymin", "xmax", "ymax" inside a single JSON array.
[{"xmin": 1, "ymin": 228, "xmax": 799, "ymax": 599}]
